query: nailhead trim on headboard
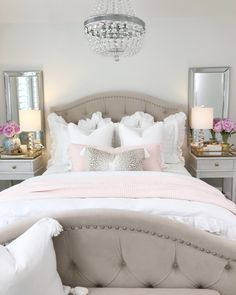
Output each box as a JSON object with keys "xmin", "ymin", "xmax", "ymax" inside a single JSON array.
[{"xmin": 50, "ymin": 92, "xmax": 187, "ymax": 123}]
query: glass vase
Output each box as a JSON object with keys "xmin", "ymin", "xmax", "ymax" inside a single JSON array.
[
  {"xmin": 222, "ymin": 142, "xmax": 230, "ymax": 152},
  {"xmin": 221, "ymin": 133, "xmax": 230, "ymax": 152},
  {"xmin": 2, "ymin": 135, "xmax": 21, "ymax": 154},
  {"xmin": 210, "ymin": 129, "xmax": 217, "ymax": 143},
  {"xmin": 221, "ymin": 133, "xmax": 230, "ymax": 143}
]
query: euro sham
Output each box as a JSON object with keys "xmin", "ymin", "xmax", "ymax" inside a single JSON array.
[
  {"xmin": 47, "ymin": 112, "xmax": 112, "ymax": 172},
  {"xmin": 119, "ymin": 111, "xmax": 186, "ymax": 164}
]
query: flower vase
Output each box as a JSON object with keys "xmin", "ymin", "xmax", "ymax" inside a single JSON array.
[
  {"xmin": 3, "ymin": 135, "xmax": 21, "ymax": 154},
  {"xmin": 221, "ymin": 133, "xmax": 230, "ymax": 152},
  {"xmin": 222, "ymin": 142, "xmax": 230, "ymax": 152},
  {"xmin": 209, "ymin": 129, "xmax": 217, "ymax": 143}
]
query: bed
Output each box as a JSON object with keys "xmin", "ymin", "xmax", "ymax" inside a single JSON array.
[{"xmin": 0, "ymin": 92, "xmax": 236, "ymax": 295}]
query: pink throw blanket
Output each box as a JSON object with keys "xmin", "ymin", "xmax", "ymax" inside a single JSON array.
[{"xmin": 0, "ymin": 172, "xmax": 236, "ymax": 215}]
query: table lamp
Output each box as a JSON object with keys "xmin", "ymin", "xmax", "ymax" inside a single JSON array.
[
  {"xmin": 190, "ymin": 106, "xmax": 213, "ymax": 148},
  {"xmin": 19, "ymin": 109, "xmax": 42, "ymax": 151}
]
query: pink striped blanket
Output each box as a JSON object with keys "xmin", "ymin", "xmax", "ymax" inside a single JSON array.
[{"xmin": 0, "ymin": 172, "xmax": 236, "ymax": 215}]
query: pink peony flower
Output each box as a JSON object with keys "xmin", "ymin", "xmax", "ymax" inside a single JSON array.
[
  {"xmin": 3, "ymin": 125, "xmax": 15, "ymax": 138},
  {"xmin": 222, "ymin": 119, "xmax": 235, "ymax": 133},
  {"xmin": 9, "ymin": 121, "xmax": 20, "ymax": 133},
  {"xmin": 213, "ymin": 121, "xmax": 223, "ymax": 133},
  {"xmin": 0, "ymin": 121, "xmax": 20, "ymax": 138},
  {"xmin": 213, "ymin": 118, "xmax": 236, "ymax": 137},
  {"xmin": 213, "ymin": 118, "xmax": 221, "ymax": 126}
]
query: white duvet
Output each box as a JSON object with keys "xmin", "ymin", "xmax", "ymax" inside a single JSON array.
[{"xmin": 0, "ymin": 169, "xmax": 236, "ymax": 240}]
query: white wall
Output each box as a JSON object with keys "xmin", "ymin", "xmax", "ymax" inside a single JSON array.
[{"xmin": 0, "ymin": 6, "xmax": 236, "ymax": 144}]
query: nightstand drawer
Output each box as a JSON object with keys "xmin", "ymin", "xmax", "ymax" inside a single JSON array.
[
  {"xmin": 0, "ymin": 161, "xmax": 33, "ymax": 173},
  {"xmin": 0, "ymin": 155, "xmax": 43, "ymax": 174},
  {"xmin": 198, "ymin": 159, "xmax": 234, "ymax": 171}
]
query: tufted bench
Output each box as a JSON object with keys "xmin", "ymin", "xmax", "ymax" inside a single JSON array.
[
  {"xmin": 1, "ymin": 210, "xmax": 235, "ymax": 295},
  {"xmin": 88, "ymin": 289, "xmax": 220, "ymax": 295}
]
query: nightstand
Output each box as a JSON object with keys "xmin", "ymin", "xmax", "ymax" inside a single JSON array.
[
  {"xmin": 0, "ymin": 155, "xmax": 45, "ymax": 182},
  {"xmin": 187, "ymin": 151, "xmax": 236, "ymax": 203}
]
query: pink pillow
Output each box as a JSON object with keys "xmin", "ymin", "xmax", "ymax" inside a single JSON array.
[
  {"xmin": 69, "ymin": 144, "xmax": 162, "ymax": 172},
  {"xmin": 140, "ymin": 144, "xmax": 163, "ymax": 171},
  {"xmin": 69, "ymin": 144, "xmax": 87, "ymax": 171}
]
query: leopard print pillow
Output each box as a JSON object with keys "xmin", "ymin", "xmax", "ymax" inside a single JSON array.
[{"xmin": 84, "ymin": 147, "xmax": 145, "ymax": 171}]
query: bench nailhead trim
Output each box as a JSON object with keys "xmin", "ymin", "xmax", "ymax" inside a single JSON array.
[{"xmin": 59, "ymin": 224, "xmax": 236, "ymax": 263}]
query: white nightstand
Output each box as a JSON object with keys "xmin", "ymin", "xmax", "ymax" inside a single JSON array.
[
  {"xmin": 188, "ymin": 151, "xmax": 236, "ymax": 203},
  {"xmin": 0, "ymin": 155, "xmax": 45, "ymax": 182}
]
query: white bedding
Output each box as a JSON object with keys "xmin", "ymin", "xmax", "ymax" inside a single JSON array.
[
  {"xmin": 0, "ymin": 169, "xmax": 236, "ymax": 240},
  {"xmin": 163, "ymin": 163, "xmax": 190, "ymax": 176},
  {"xmin": 44, "ymin": 162, "xmax": 191, "ymax": 176}
]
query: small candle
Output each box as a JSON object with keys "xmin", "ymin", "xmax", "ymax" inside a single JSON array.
[{"xmin": 20, "ymin": 145, "xmax": 27, "ymax": 154}]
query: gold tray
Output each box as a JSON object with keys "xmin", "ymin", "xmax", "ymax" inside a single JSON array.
[
  {"xmin": 0, "ymin": 151, "xmax": 42, "ymax": 159},
  {"xmin": 191, "ymin": 148, "xmax": 236, "ymax": 158}
]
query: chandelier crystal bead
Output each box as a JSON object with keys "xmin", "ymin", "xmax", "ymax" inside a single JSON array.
[{"xmin": 84, "ymin": 0, "xmax": 146, "ymax": 61}]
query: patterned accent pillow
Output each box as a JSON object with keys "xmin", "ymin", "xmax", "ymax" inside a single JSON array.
[{"xmin": 84, "ymin": 147, "xmax": 145, "ymax": 171}]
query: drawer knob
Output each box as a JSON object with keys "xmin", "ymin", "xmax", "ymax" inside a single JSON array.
[
  {"xmin": 12, "ymin": 165, "xmax": 17, "ymax": 170},
  {"xmin": 215, "ymin": 163, "xmax": 220, "ymax": 167}
]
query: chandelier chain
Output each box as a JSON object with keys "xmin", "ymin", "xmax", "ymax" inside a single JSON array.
[
  {"xmin": 117, "ymin": 0, "xmax": 121, "ymax": 14},
  {"xmin": 92, "ymin": 0, "xmax": 102, "ymax": 15},
  {"xmin": 125, "ymin": 0, "xmax": 135, "ymax": 15},
  {"xmin": 93, "ymin": 0, "xmax": 135, "ymax": 15},
  {"xmin": 112, "ymin": 0, "xmax": 116, "ymax": 13}
]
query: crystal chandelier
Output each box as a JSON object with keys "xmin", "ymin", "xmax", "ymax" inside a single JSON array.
[{"xmin": 84, "ymin": 0, "xmax": 146, "ymax": 62}]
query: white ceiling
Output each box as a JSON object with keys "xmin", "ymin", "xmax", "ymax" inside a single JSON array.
[{"xmin": 0, "ymin": 0, "xmax": 236, "ymax": 24}]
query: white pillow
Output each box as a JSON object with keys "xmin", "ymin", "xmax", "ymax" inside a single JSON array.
[
  {"xmin": 68, "ymin": 122, "xmax": 114, "ymax": 146},
  {"xmin": 0, "ymin": 218, "xmax": 65, "ymax": 295},
  {"xmin": 119, "ymin": 122, "xmax": 163, "ymax": 146},
  {"xmin": 48, "ymin": 113, "xmax": 70, "ymax": 171},
  {"xmin": 163, "ymin": 112, "xmax": 186, "ymax": 164},
  {"xmin": 119, "ymin": 111, "xmax": 186, "ymax": 164},
  {"xmin": 121, "ymin": 112, "xmax": 154, "ymax": 128},
  {"xmin": 48, "ymin": 112, "xmax": 112, "ymax": 171},
  {"xmin": 78, "ymin": 112, "xmax": 111, "ymax": 131}
]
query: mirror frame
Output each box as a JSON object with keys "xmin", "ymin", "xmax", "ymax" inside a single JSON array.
[
  {"xmin": 3, "ymin": 70, "xmax": 45, "ymax": 146},
  {"xmin": 4, "ymin": 70, "xmax": 45, "ymax": 123},
  {"xmin": 188, "ymin": 67, "xmax": 230, "ymax": 119}
]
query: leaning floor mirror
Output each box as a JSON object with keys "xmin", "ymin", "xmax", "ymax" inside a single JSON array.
[{"xmin": 4, "ymin": 71, "xmax": 45, "ymax": 149}]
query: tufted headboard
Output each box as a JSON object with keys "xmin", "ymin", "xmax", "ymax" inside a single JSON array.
[{"xmin": 50, "ymin": 92, "xmax": 186, "ymax": 123}]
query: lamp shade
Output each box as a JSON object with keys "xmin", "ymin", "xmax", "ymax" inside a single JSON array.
[
  {"xmin": 19, "ymin": 110, "xmax": 42, "ymax": 132},
  {"xmin": 191, "ymin": 107, "xmax": 213, "ymax": 129}
]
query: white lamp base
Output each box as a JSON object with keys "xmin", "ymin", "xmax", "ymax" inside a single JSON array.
[
  {"xmin": 198, "ymin": 129, "xmax": 205, "ymax": 148},
  {"xmin": 191, "ymin": 129, "xmax": 205, "ymax": 150},
  {"xmin": 28, "ymin": 132, "xmax": 35, "ymax": 151}
]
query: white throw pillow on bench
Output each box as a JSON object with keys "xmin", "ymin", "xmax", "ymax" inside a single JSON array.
[{"xmin": 0, "ymin": 218, "xmax": 88, "ymax": 295}]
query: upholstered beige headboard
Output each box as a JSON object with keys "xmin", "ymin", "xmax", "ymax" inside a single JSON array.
[{"xmin": 51, "ymin": 92, "xmax": 186, "ymax": 122}]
